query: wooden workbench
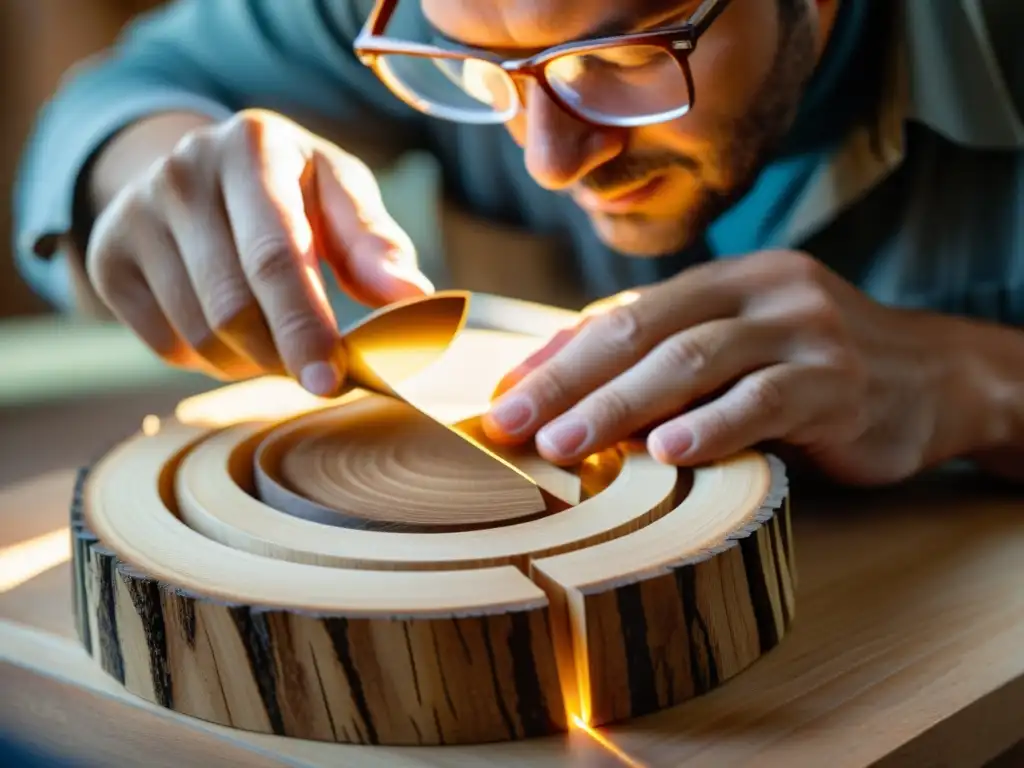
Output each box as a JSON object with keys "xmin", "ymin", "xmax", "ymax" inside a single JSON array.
[{"xmin": 2, "ymin": 389, "xmax": 1024, "ymax": 767}]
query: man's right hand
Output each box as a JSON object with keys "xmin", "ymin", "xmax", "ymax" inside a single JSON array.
[{"xmin": 85, "ymin": 109, "xmax": 433, "ymax": 396}]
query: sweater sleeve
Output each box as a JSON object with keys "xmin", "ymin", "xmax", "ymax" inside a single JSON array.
[{"xmin": 12, "ymin": 0, "xmax": 424, "ymax": 311}]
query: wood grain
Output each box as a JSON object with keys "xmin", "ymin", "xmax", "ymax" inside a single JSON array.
[
  {"xmin": 66, "ymin": 294, "xmax": 794, "ymax": 746},
  {"xmin": 5, "ymin": 460, "xmax": 1024, "ymax": 766},
  {"xmin": 175, "ymin": 404, "xmax": 677, "ymax": 572},
  {"xmin": 533, "ymin": 452, "xmax": 792, "ymax": 725},
  {"xmin": 253, "ymin": 398, "xmax": 580, "ymax": 532},
  {"xmin": 76, "ymin": 405, "xmax": 787, "ymax": 744},
  {"xmin": 74, "ymin": 466, "xmax": 567, "ymax": 745}
]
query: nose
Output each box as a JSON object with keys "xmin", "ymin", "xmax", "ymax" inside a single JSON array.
[{"xmin": 516, "ymin": 80, "xmax": 626, "ymax": 191}]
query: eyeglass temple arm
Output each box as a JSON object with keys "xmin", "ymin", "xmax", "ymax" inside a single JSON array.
[
  {"xmin": 690, "ymin": 0, "xmax": 732, "ymax": 35},
  {"xmin": 364, "ymin": 0, "xmax": 398, "ymax": 37}
]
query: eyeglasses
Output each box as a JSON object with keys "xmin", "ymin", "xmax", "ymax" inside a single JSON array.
[{"xmin": 354, "ymin": 0, "xmax": 733, "ymax": 128}]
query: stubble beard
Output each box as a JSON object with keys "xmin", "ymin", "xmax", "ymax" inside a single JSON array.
[{"xmin": 584, "ymin": 1, "xmax": 819, "ymax": 257}]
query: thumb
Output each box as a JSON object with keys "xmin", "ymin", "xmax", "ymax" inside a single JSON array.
[{"xmin": 312, "ymin": 149, "xmax": 434, "ymax": 307}]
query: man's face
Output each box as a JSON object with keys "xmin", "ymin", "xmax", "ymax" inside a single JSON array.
[{"xmin": 419, "ymin": 0, "xmax": 832, "ymax": 257}]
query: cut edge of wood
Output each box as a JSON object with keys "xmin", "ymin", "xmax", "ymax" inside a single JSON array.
[
  {"xmin": 529, "ymin": 454, "xmax": 793, "ymax": 728},
  {"xmin": 175, "ymin": 417, "xmax": 677, "ymax": 573},
  {"xmin": 73, "ymin": 460, "xmax": 571, "ymax": 745}
]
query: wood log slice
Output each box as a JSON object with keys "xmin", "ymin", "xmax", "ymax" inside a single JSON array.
[
  {"xmin": 251, "ymin": 399, "xmax": 584, "ymax": 532},
  {"xmin": 175, "ymin": 402, "xmax": 677, "ymax": 571},
  {"xmin": 72, "ymin": 292, "xmax": 795, "ymax": 746}
]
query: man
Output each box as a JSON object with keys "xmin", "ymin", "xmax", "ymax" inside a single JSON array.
[{"xmin": 13, "ymin": 0, "xmax": 1024, "ymax": 485}]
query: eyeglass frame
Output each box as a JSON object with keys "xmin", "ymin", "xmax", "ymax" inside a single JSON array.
[{"xmin": 353, "ymin": 0, "xmax": 735, "ymax": 128}]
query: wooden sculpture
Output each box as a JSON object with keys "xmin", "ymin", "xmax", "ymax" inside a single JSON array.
[{"xmin": 70, "ymin": 291, "xmax": 795, "ymax": 747}]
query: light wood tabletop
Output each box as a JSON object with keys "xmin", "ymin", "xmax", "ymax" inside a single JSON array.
[{"xmin": 2, "ymin": 386, "xmax": 1024, "ymax": 768}]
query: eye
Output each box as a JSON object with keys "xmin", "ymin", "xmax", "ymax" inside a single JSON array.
[{"xmin": 586, "ymin": 46, "xmax": 663, "ymax": 69}]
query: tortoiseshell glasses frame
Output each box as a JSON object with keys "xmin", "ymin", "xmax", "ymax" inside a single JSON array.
[{"xmin": 353, "ymin": 0, "xmax": 734, "ymax": 128}]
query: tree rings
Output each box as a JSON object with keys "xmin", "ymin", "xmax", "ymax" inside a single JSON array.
[{"xmin": 71, "ymin": 293, "xmax": 795, "ymax": 746}]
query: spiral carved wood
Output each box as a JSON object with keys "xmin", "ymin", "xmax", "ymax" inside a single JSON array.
[{"xmin": 71, "ymin": 292, "xmax": 795, "ymax": 746}]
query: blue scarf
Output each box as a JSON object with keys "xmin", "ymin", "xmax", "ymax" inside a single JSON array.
[{"xmin": 706, "ymin": 1, "xmax": 870, "ymax": 256}]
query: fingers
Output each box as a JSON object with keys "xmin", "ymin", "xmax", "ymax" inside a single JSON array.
[
  {"xmin": 136, "ymin": 222, "xmax": 260, "ymax": 380},
  {"xmin": 491, "ymin": 325, "xmax": 588, "ymax": 399},
  {"xmin": 534, "ymin": 318, "xmax": 785, "ymax": 464},
  {"xmin": 219, "ymin": 120, "xmax": 345, "ymax": 394},
  {"xmin": 87, "ymin": 249, "xmax": 198, "ymax": 369},
  {"xmin": 482, "ymin": 278, "xmax": 745, "ymax": 445},
  {"xmin": 483, "ymin": 301, "xmax": 654, "ymax": 444},
  {"xmin": 87, "ymin": 110, "xmax": 428, "ymax": 398},
  {"xmin": 313, "ymin": 149, "xmax": 434, "ymax": 306},
  {"xmin": 647, "ymin": 363, "xmax": 837, "ymax": 465},
  {"xmin": 157, "ymin": 147, "xmax": 284, "ymax": 375},
  {"xmin": 87, "ymin": 192, "xmax": 251, "ymax": 379}
]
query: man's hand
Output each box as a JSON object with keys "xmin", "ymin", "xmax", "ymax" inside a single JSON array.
[
  {"xmin": 482, "ymin": 250, "xmax": 984, "ymax": 486},
  {"xmin": 86, "ymin": 109, "xmax": 433, "ymax": 396}
]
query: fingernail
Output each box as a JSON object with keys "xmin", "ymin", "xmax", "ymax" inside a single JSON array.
[
  {"xmin": 651, "ymin": 427, "xmax": 694, "ymax": 459},
  {"xmin": 486, "ymin": 395, "xmax": 535, "ymax": 435},
  {"xmin": 300, "ymin": 361, "xmax": 340, "ymax": 397},
  {"xmin": 538, "ymin": 418, "xmax": 590, "ymax": 458}
]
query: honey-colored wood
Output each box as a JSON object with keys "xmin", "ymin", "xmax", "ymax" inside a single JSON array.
[
  {"xmin": 176, "ymin": 407, "xmax": 675, "ymax": 571},
  {"xmin": 4, "ymin": 460, "xmax": 1024, "ymax": 766},
  {"xmin": 534, "ymin": 454, "xmax": 792, "ymax": 726},
  {"xmin": 68, "ymin": 292, "xmax": 793, "ymax": 746},
  {"xmin": 252, "ymin": 399, "xmax": 582, "ymax": 532}
]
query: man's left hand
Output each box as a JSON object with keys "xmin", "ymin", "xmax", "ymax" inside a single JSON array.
[{"xmin": 481, "ymin": 250, "xmax": 975, "ymax": 486}]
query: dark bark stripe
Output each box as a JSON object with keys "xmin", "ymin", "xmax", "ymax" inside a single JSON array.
[
  {"xmin": 739, "ymin": 532, "xmax": 779, "ymax": 653},
  {"xmin": 676, "ymin": 565, "xmax": 720, "ymax": 695},
  {"xmin": 402, "ymin": 623, "xmax": 422, "ymax": 706},
  {"xmin": 408, "ymin": 715, "xmax": 424, "ymax": 744},
  {"xmin": 429, "ymin": 624, "xmax": 457, "ymax": 718},
  {"xmin": 93, "ymin": 547, "xmax": 125, "ymax": 684},
  {"xmin": 71, "ymin": 466, "xmax": 89, "ymax": 522},
  {"xmin": 173, "ymin": 591, "xmax": 197, "ymax": 649},
  {"xmin": 508, "ymin": 611, "xmax": 554, "ymax": 737},
  {"xmin": 229, "ymin": 608, "xmax": 285, "ymax": 735},
  {"xmin": 123, "ymin": 570, "xmax": 173, "ymax": 708},
  {"xmin": 309, "ymin": 649, "xmax": 339, "ymax": 741},
  {"xmin": 432, "ymin": 708, "xmax": 445, "ymax": 746},
  {"xmin": 616, "ymin": 582, "xmax": 659, "ymax": 717},
  {"xmin": 201, "ymin": 620, "xmax": 233, "ymax": 726},
  {"xmin": 70, "ymin": 469, "xmax": 95, "ymax": 653},
  {"xmin": 480, "ymin": 615, "xmax": 518, "ymax": 740},
  {"xmin": 769, "ymin": 517, "xmax": 792, "ymax": 627},
  {"xmin": 778, "ymin": 500, "xmax": 792, "ymax": 563},
  {"xmin": 71, "ymin": 531, "xmax": 89, "ymax": 652},
  {"xmin": 324, "ymin": 617, "xmax": 378, "ymax": 745},
  {"xmin": 452, "ymin": 620, "xmax": 472, "ymax": 664}
]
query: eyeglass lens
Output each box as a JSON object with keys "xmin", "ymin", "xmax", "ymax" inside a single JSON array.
[
  {"xmin": 378, "ymin": 43, "xmax": 692, "ymax": 126},
  {"xmin": 378, "ymin": 55, "xmax": 519, "ymax": 122}
]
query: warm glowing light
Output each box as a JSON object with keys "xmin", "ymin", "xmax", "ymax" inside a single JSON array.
[
  {"xmin": 175, "ymin": 330, "xmax": 552, "ymax": 430},
  {"xmin": 305, "ymin": 264, "xmax": 330, "ymax": 311},
  {"xmin": 0, "ymin": 528, "xmax": 71, "ymax": 593},
  {"xmin": 142, "ymin": 414, "xmax": 161, "ymax": 436},
  {"xmin": 175, "ymin": 376, "xmax": 342, "ymax": 427},
  {"xmin": 570, "ymin": 714, "xmax": 648, "ymax": 768}
]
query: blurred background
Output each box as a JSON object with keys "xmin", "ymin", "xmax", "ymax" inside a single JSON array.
[
  {"xmin": 0, "ymin": 1, "xmax": 210, "ymax": 493},
  {"xmin": 1, "ymin": 1, "xmax": 165, "ymax": 319}
]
